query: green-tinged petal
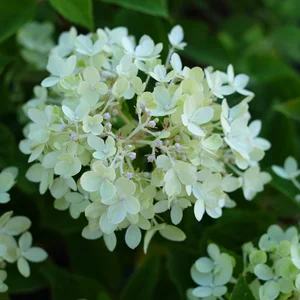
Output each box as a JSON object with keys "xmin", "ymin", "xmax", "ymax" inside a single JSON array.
[
  {"xmin": 4, "ymin": 217, "xmax": 31, "ymax": 236},
  {"xmin": 103, "ymin": 233, "xmax": 117, "ymax": 251},
  {"xmin": 17, "ymin": 257, "xmax": 30, "ymax": 278},
  {"xmin": 23, "ymin": 247, "xmax": 48, "ymax": 262},
  {"xmin": 100, "ymin": 180, "xmax": 116, "ymax": 201},
  {"xmin": 195, "ymin": 257, "xmax": 214, "ymax": 273},
  {"xmin": 159, "ymin": 225, "xmax": 186, "ymax": 241},
  {"xmin": 19, "ymin": 232, "xmax": 32, "ymax": 252},
  {"xmin": 80, "ymin": 171, "xmax": 101, "ymax": 192},
  {"xmin": 125, "ymin": 224, "xmax": 142, "ymax": 249}
]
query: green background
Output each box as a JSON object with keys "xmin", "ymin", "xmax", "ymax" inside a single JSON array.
[{"xmin": 0, "ymin": 0, "xmax": 300, "ymax": 299}]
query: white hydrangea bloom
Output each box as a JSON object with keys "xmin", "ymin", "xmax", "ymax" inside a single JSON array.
[
  {"xmin": 0, "ymin": 167, "xmax": 47, "ymax": 292},
  {"xmin": 189, "ymin": 244, "xmax": 235, "ymax": 299},
  {"xmin": 243, "ymin": 225, "xmax": 300, "ymax": 300},
  {"xmin": 272, "ymin": 156, "xmax": 300, "ymax": 202},
  {"xmin": 168, "ymin": 25, "xmax": 187, "ymax": 50},
  {"xmin": 0, "ymin": 167, "xmax": 18, "ymax": 203},
  {"xmin": 19, "ymin": 24, "xmax": 271, "ymax": 252}
]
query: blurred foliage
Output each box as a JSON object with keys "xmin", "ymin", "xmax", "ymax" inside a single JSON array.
[{"xmin": 0, "ymin": 0, "xmax": 300, "ymax": 299}]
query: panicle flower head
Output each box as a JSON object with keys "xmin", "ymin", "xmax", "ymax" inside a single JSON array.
[
  {"xmin": 242, "ymin": 225, "xmax": 300, "ymax": 300},
  {"xmin": 19, "ymin": 22, "xmax": 271, "ymax": 252}
]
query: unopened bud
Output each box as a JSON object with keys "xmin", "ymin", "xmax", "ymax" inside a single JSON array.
[
  {"xmin": 129, "ymin": 152, "xmax": 136, "ymax": 160},
  {"xmin": 147, "ymin": 155, "xmax": 155, "ymax": 163},
  {"xmin": 148, "ymin": 121, "xmax": 156, "ymax": 128},
  {"xmin": 126, "ymin": 172, "xmax": 133, "ymax": 179},
  {"xmin": 103, "ymin": 113, "xmax": 111, "ymax": 120}
]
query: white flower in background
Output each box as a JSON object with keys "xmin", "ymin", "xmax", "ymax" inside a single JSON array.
[
  {"xmin": 17, "ymin": 21, "xmax": 54, "ymax": 69},
  {"xmin": 16, "ymin": 232, "xmax": 48, "ymax": 278},
  {"xmin": 242, "ymin": 167, "xmax": 271, "ymax": 200},
  {"xmin": 224, "ymin": 64, "xmax": 254, "ymax": 97},
  {"xmin": 272, "ymin": 156, "xmax": 300, "ymax": 180},
  {"xmin": 0, "ymin": 176, "xmax": 47, "ymax": 292},
  {"xmin": 242, "ymin": 225, "xmax": 300, "ymax": 300},
  {"xmin": 168, "ymin": 25, "xmax": 187, "ymax": 50},
  {"xmin": 272, "ymin": 156, "xmax": 300, "ymax": 202},
  {"xmin": 0, "ymin": 167, "xmax": 18, "ymax": 203},
  {"xmin": 190, "ymin": 244, "xmax": 235, "ymax": 299}
]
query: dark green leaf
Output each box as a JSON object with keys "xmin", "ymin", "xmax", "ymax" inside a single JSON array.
[
  {"xmin": 97, "ymin": 292, "xmax": 113, "ymax": 300},
  {"xmin": 274, "ymin": 97, "xmax": 300, "ymax": 122},
  {"xmin": 49, "ymin": 0, "xmax": 94, "ymax": 30},
  {"xmin": 41, "ymin": 260, "xmax": 110, "ymax": 300},
  {"xmin": 121, "ymin": 255, "xmax": 161, "ymax": 300},
  {"xmin": 0, "ymin": 123, "xmax": 16, "ymax": 167},
  {"xmin": 0, "ymin": 293, "xmax": 10, "ymax": 300},
  {"xmin": 64, "ymin": 233, "xmax": 121, "ymax": 294},
  {"xmin": 181, "ymin": 20, "xmax": 229, "ymax": 69},
  {"xmin": 0, "ymin": 0, "xmax": 36, "ymax": 43},
  {"xmin": 5, "ymin": 264, "xmax": 47, "ymax": 294},
  {"xmin": 202, "ymin": 209, "xmax": 276, "ymax": 251},
  {"xmin": 166, "ymin": 245, "xmax": 198, "ymax": 300},
  {"xmin": 270, "ymin": 173, "xmax": 299, "ymax": 201},
  {"xmin": 36, "ymin": 197, "xmax": 86, "ymax": 235},
  {"xmin": 231, "ymin": 276, "xmax": 255, "ymax": 300},
  {"xmin": 101, "ymin": 0, "xmax": 168, "ymax": 17}
]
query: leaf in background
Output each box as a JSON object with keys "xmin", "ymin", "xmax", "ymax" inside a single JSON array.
[
  {"xmin": 64, "ymin": 233, "xmax": 121, "ymax": 294},
  {"xmin": 201, "ymin": 209, "xmax": 275, "ymax": 251},
  {"xmin": 5, "ymin": 264, "xmax": 47, "ymax": 294},
  {"xmin": 0, "ymin": 122, "xmax": 16, "ymax": 167},
  {"xmin": 181, "ymin": 20, "xmax": 229, "ymax": 69},
  {"xmin": 97, "ymin": 292, "xmax": 113, "ymax": 300},
  {"xmin": 268, "ymin": 167, "xmax": 300, "ymax": 201},
  {"xmin": 0, "ymin": 0, "xmax": 36, "ymax": 43},
  {"xmin": 41, "ymin": 260, "xmax": 111, "ymax": 300},
  {"xmin": 0, "ymin": 293, "xmax": 10, "ymax": 300},
  {"xmin": 36, "ymin": 197, "xmax": 86, "ymax": 235},
  {"xmin": 246, "ymin": 54, "xmax": 297, "ymax": 84},
  {"xmin": 231, "ymin": 276, "xmax": 255, "ymax": 300},
  {"xmin": 49, "ymin": 0, "xmax": 94, "ymax": 30},
  {"xmin": 121, "ymin": 255, "xmax": 160, "ymax": 300},
  {"xmin": 261, "ymin": 112, "xmax": 298, "ymax": 167},
  {"xmin": 101, "ymin": 0, "xmax": 168, "ymax": 18},
  {"xmin": 113, "ymin": 9, "xmax": 168, "ymax": 50},
  {"xmin": 274, "ymin": 97, "xmax": 300, "ymax": 122},
  {"xmin": 270, "ymin": 26, "xmax": 300, "ymax": 62},
  {"xmin": 166, "ymin": 245, "xmax": 198, "ymax": 300}
]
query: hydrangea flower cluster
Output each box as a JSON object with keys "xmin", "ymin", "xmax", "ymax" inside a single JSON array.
[
  {"xmin": 17, "ymin": 22, "xmax": 54, "ymax": 70},
  {"xmin": 187, "ymin": 244, "xmax": 236, "ymax": 300},
  {"xmin": 0, "ymin": 168, "xmax": 48, "ymax": 293},
  {"xmin": 20, "ymin": 24, "xmax": 271, "ymax": 251},
  {"xmin": 272, "ymin": 156, "xmax": 300, "ymax": 201},
  {"xmin": 243, "ymin": 225, "xmax": 300, "ymax": 300}
]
